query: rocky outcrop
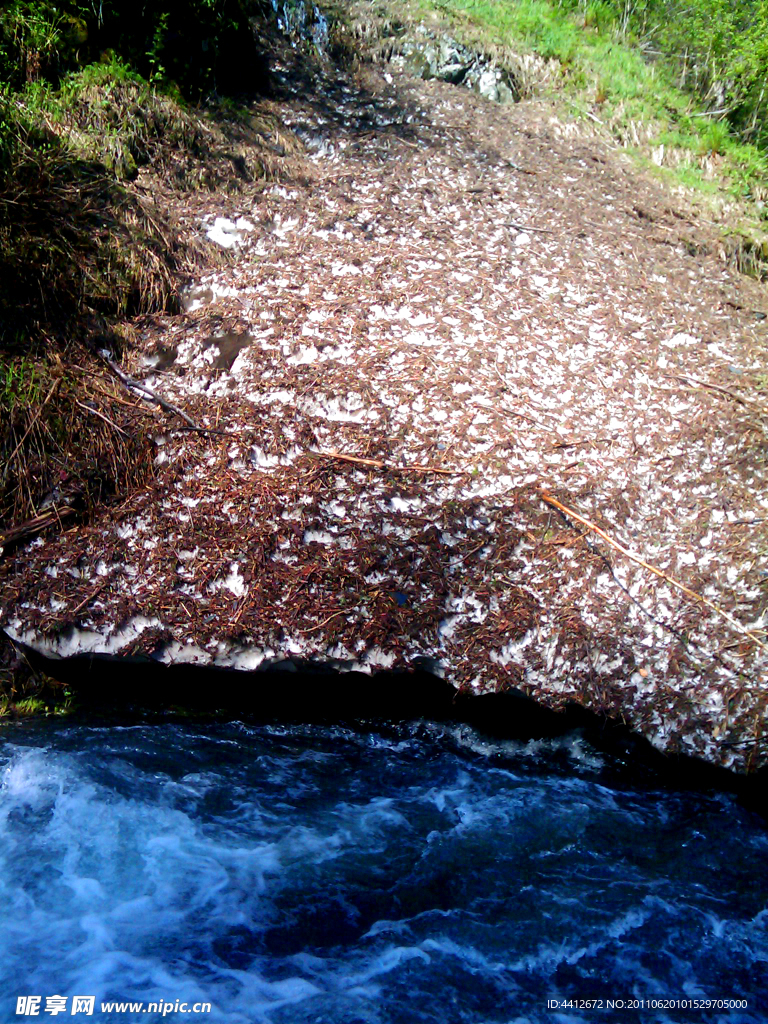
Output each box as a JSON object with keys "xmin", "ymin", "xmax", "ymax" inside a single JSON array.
[{"xmin": 394, "ymin": 29, "xmax": 518, "ymax": 104}]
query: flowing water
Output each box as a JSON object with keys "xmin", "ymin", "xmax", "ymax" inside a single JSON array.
[{"xmin": 0, "ymin": 718, "xmax": 766, "ymax": 1023}]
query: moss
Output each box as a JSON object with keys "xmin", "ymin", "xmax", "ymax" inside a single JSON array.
[{"xmin": 0, "ymin": 632, "xmax": 74, "ymax": 716}]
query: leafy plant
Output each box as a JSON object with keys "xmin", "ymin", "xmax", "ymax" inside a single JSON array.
[
  {"xmin": 700, "ymin": 119, "xmax": 730, "ymax": 156},
  {"xmin": 13, "ymin": 697, "xmax": 46, "ymax": 714}
]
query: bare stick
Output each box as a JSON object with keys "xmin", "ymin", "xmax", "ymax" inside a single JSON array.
[
  {"xmin": 76, "ymin": 401, "xmax": 131, "ymax": 439},
  {"xmin": 71, "ymin": 581, "xmax": 108, "ymax": 617},
  {"xmin": 100, "ymin": 355, "xmax": 198, "ymax": 429},
  {"xmin": 315, "ymin": 450, "xmax": 464, "ymax": 476},
  {"xmin": 359, "ymin": 128, "xmax": 420, "ymax": 149},
  {"xmin": 539, "ymin": 489, "xmax": 767, "ymax": 650},
  {"xmin": 168, "ymin": 424, "xmax": 234, "ymax": 437},
  {"xmin": 0, "ymin": 506, "xmax": 76, "ymax": 551},
  {"xmin": 297, "ymin": 610, "xmax": 349, "ymax": 634},
  {"xmin": 666, "ymin": 373, "xmax": 768, "ymax": 417},
  {"xmin": 506, "ymin": 221, "xmax": 557, "ymax": 235}
]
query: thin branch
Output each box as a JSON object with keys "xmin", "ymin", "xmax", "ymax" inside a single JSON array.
[
  {"xmin": 539, "ymin": 490, "xmax": 766, "ymax": 650},
  {"xmin": 563, "ymin": 504, "xmax": 759, "ymax": 685},
  {"xmin": 506, "ymin": 221, "xmax": 557, "ymax": 235},
  {"xmin": 666, "ymin": 372, "xmax": 768, "ymax": 417},
  {"xmin": 168, "ymin": 424, "xmax": 234, "ymax": 437},
  {"xmin": 70, "ymin": 580, "xmax": 108, "ymax": 617},
  {"xmin": 0, "ymin": 506, "xmax": 76, "ymax": 552},
  {"xmin": 99, "ymin": 354, "xmax": 199, "ymax": 429},
  {"xmin": 314, "ymin": 450, "xmax": 464, "ymax": 476},
  {"xmin": 297, "ymin": 609, "xmax": 349, "ymax": 634},
  {"xmin": 75, "ymin": 401, "xmax": 131, "ymax": 439}
]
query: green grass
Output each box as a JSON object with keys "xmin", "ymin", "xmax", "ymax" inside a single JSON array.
[
  {"xmin": 13, "ymin": 697, "xmax": 46, "ymax": 714},
  {"xmin": 438, "ymin": 0, "xmax": 583, "ymax": 61},
  {"xmin": 420, "ymin": 0, "xmax": 768, "ymax": 211},
  {"xmin": 1, "ymin": 357, "xmax": 42, "ymax": 413}
]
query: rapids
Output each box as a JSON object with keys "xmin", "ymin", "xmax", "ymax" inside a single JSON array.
[{"xmin": 0, "ymin": 718, "xmax": 766, "ymax": 1022}]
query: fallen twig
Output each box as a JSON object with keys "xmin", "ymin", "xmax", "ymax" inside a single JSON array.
[
  {"xmin": 361, "ymin": 128, "xmax": 420, "ymax": 149},
  {"xmin": 71, "ymin": 581, "xmax": 108, "ymax": 617},
  {"xmin": 76, "ymin": 401, "xmax": 131, "ymax": 439},
  {"xmin": 539, "ymin": 489, "xmax": 767, "ymax": 650},
  {"xmin": 297, "ymin": 610, "xmax": 349, "ymax": 634},
  {"xmin": 666, "ymin": 373, "xmax": 768, "ymax": 417},
  {"xmin": 168, "ymin": 425, "xmax": 234, "ymax": 437},
  {"xmin": 315, "ymin": 450, "xmax": 464, "ymax": 476},
  {"xmin": 504, "ymin": 160, "xmax": 537, "ymax": 175},
  {"xmin": 0, "ymin": 506, "xmax": 76, "ymax": 552},
  {"xmin": 99, "ymin": 354, "xmax": 200, "ymax": 430},
  {"xmin": 506, "ymin": 221, "xmax": 557, "ymax": 235},
  {"xmin": 547, "ymin": 436, "xmax": 616, "ymax": 452}
]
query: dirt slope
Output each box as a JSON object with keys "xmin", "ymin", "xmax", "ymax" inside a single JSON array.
[{"xmin": 3, "ymin": 54, "xmax": 768, "ymax": 768}]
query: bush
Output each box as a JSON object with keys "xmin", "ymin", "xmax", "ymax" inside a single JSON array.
[
  {"xmin": 558, "ymin": 0, "xmax": 768, "ymax": 148},
  {"xmin": 0, "ymin": 0, "xmax": 271, "ymax": 97}
]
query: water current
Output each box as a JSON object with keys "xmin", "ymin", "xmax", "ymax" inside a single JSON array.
[{"xmin": 0, "ymin": 718, "xmax": 766, "ymax": 1023}]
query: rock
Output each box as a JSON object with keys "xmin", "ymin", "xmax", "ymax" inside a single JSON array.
[
  {"xmin": 396, "ymin": 32, "xmax": 518, "ymax": 104},
  {"xmin": 466, "ymin": 65, "xmax": 517, "ymax": 105}
]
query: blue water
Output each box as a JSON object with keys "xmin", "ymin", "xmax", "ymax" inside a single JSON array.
[{"xmin": 0, "ymin": 719, "xmax": 766, "ymax": 1023}]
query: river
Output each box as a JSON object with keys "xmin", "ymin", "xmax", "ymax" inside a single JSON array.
[{"xmin": 0, "ymin": 717, "xmax": 765, "ymax": 1022}]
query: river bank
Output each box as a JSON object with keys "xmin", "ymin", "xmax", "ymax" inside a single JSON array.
[{"xmin": 2, "ymin": 2, "xmax": 768, "ymax": 774}]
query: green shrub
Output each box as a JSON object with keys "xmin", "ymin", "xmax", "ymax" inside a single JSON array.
[
  {"xmin": 1, "ymin": 0, "xmax": 271, "ymax": 98},
  {"xmin": 563, "ymin": 0, "xmax": 768, "ymax": 148},
  {"xmin": 700, "ymin": 119, "xmax": 730, "ymax": 156}
]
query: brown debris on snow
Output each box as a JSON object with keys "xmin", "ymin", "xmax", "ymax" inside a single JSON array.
[{"xmin": 2, "ymin": 59, "xmax": 768, "ymax": 770}]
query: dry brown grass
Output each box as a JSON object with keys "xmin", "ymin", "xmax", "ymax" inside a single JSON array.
[
  {"xmin": 0, "ymin": 69, "xmax": 301, "ymax": 533},
  {"xmin": 0, "ymin": 138, "xmax": 192, "ymax": 528}
]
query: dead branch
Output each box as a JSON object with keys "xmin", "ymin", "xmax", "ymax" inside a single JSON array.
[
  {"xmin": 168, "ymin": 425, "xmax": 234, "ymax": 437},
  {"xmin": 0, "ymin": 506, "xmax": 76, "ymax": 552},
  {"xmin": 84, "ymin": 380, "xmax": 150, "ymax": 411},
  {"xmin": 75, "ymin": 401, "xmax": 131, "ymax": 439},
  {"xmin": 70, "ymin": 580, "xmax": 108, "ymax": 617},
  {"xmin": 547, "ymin": 436, "xmax": 616, "ymax": 452},
  {"xmin": 315, "ymin": 450, "xmax": 464, "ymax": 476},
  {"xmin": 666, "ymin": 373, "xmax": 768, "ymax": 417},
  {"xmin": 539, "ymin": 489, "xmax": 767, "ymax": 650},
  {"xmin": 505, "ymin": 221, "xmax": 557, "ymax": 235},
  {"xmin": 99, "ymin": 358, "xmax": 231, "ymax": 436},
  {"xmin": 99, "ymin": 354, "xmax": 199, "ymax": 429},
  {"xmin": 360, "ymin": 128, "xmax": 420, "ymax": 149},
  {"xmin": 297, "ymin": 609, "xmax": 349, "ymax": 634}
]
